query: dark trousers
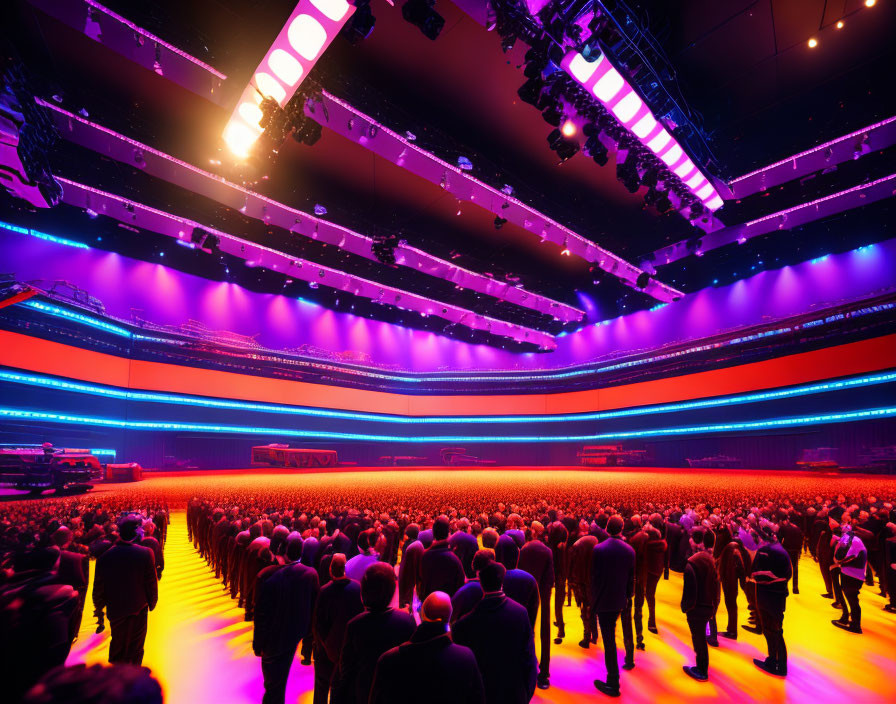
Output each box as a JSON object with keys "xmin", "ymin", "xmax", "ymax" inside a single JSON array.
[
  {"xmin": 301, "ymin": 634, "xmax": 313, "ymax": 662},
  {"xmin": 787, "ymin": 552, "xmax": 800, "ymax": 592},
  {"xmin": 758, "ymin": 605, "xmax": 786, "ymax": 666},
  {"xmin": 108, "ymin": 607, "xmax": 148, "ymax": 665},
  {"xmin": 312, "ymin": 647, "xmax": 334, "ymax": 704},
  {"xmin": 840, "ymin": 574, "xmax": 863, "ymax": 627},
  {"xmin": 619, "ymin": 599, "xmax": 635, "ymax": 664},
  {"xmin": 261, "ymin": 646, "xmax": 297, "ymax": 704},
  {"xmin": 537, "ymin": 588, "xmax": 552, "ymax": 677},
  {"xmin": 596, "ymin": 610, "xmax": 622, "ymax": 687},
  {"xmin": 554, "ymin": 571, "xmax": 566, "ymax": 629},
  {"xmin": 819, "ymin": 555, "xmax": 834, "ymax": 595},
  {"xmin": 831, "ymin": 567, "xmax": 844, "ymax": 605},
  {"xmin": 722, "ymin": 583, "xmax": 738, "ymax": 634},
  {"xmin": 633, "ymin": 577, "xmax": 646, "ymax": 642},
  {"xmin": 686, "ymin": 608, "xmax": 712, "ymax": 675},
  {"xmin": 744, "ymin": 580, "xmax": 759, "ymax": 626},
  {"xmin": 887, "ymin": 566, "xmax": 896, "ymax": 606},
  {"xmin": 645, "ymin": 573, "xmax": 661, "ymax": 628}
]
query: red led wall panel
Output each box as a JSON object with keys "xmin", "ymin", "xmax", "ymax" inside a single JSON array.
[{"xmin": 1, "ymin": 329, "xmax": 894, "ymax": 416}]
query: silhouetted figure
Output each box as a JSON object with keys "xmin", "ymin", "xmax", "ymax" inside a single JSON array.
[
  {"xmin": 750, "ymin": 523, "xmax": 792, "ymax": 677},
  {"xmin": 370, "ymin": 592, "xmax": 485, "ymax": 704},
  {"xmin": 451, "ymin": 549, "xmax": 494, "ymax": 625},
  {"xmin": 681, "ymin": 528, "xmax": 720, "ymax": 682},
  {"xmin": 419, "ymin": 517, "xmax": 465, "ymax": 599},
  {"xmin": 22, "ymin": 663, "xmax": 163, "ymax": 704},
  {"xmin": 518, "ymin": 520, "xmax": 554, "ymax": 689}
]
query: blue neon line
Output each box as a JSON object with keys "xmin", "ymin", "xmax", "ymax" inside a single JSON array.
[
  {"xmin": 21, "ymin": 301, "xmax": 133, "ymax": 337},
  {"xmin": 0, "ymin": 406, "xmax": 892, "ymax": 442},
  {"xmin": 1, "ymin": 369, "xmax": 893, "ymax": 425},
  {"xmin": 1, "ymin": 221, "xmax": 90, "ymax": 249}
]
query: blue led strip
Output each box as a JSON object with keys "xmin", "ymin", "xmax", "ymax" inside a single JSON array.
[
  {"xmin": 1, "ymin": 369, "xmax": 894, "ymax": 425},
  {"xmin": 20, "ymin": 301, "xmax": 134, "ymax": 337},
  {"xmin": 0, "ymin": 220, "xmax": 90, "ymax": 249},
  {"xmin": 0, "ymin": 443, "xmax": 115, "ymax": 457},
  {"xmin": 0, "ymin": 406, "xmax": 893, "ymax": 442}
]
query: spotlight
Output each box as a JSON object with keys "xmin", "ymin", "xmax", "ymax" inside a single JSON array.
[
  {"xmin": 808, "ymin": 37, "xmax": 818, "ymax": 48},
  {"xmin": 547, "ymin": 128, "xmax": 579, "ymax": 163},
  {"xmin": 865, "ymin": 0, "xmax": 876, "ymax": 7},
  {"xmin": 583, "ymin": 125, "xmax": 609, "ymax": 166},
  {"xmin": 402, "ymin": 0, "xmax": 445, "ymax": 40},
  {"xmin": 616, "ymin": 155, "xmax": 640, "ymax": 193},
  {"xmin": 836, "ymin": 20, "xmax": 844, "ymax": 28},
  {"xmin": 561, "ymin": 119, "xmax": 577, "ymax": 138},
  {"xmin": 371, "ymin": 234, "xmax": 399, "ymax": 265},
  {"xmin": 341, "ymin": 0, "xmax": 376, "ymax": 44}
]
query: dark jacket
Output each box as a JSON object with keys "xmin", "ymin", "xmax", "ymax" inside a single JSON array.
[
  {"xmin": 645, "ymin": 538, "xmax": 667, "ymax": 577},
  {"xmin": 92, "ymin": 541, "xmax": 158, "ymax": 620},
  {"xmin": 666, "ymin": 522, "xmax": 685, "ymax": 572},
  {"xmin": 779, "ymin": 522, "xmax": 803, "ymax": 554},
  {"xmin": 589, "ymin": 536, "xmax": 635, "ymax": 613},
  {"xmin": 330, "ymin": 607, "xmax": 415, "ymax": 704},
  {"xmin": 313, "ymin": 577, "xmax": 363, "ymax": 664},
  {"xmin": 419, "ymin": 540, "xmax": 465, "ymax": 599},
  {"xmin": 452, "ymin": 594, "xmax": 537, "ymax": 704},
  {"xmin": 752, "ymin": 542, "xmax": 792, "ymax": 610},
  {"xmin": 681, "ymin": 550, "xmax": 720, "ymax": 613},
  {"xmin": 253, "ymin": 561, "xmax": 320, "ymax": 656},
  {"xmin": 518, "ymin": 539, "xmax": 554, "ymax": 599},
  {"xmin": 451, "ymin": 578, "xmax": 484, "ymax": 625},
  {"xmin": 398, "ymin": 540, "xmax": 423, "ymax": 608},
  {"xmin": 370, "ymin": 621, "xmax": 485, "ymax": 704},
  {"xmin": 140, "ymin": 536, "xmax": 164, "ymax": 579}
]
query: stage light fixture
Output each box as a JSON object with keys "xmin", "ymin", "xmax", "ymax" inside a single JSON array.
[
  {"xmin": 493, "ymin": 215, "xmax": 508, "ymax": 230},
  {"xmin": 341, "ymin": 0, "xmax": 375, "ymax": 44},
  {"xmin": 561, "ymin": 119, "xmax": 577, "ymax": 137},
  {"xmin": 517, "ymin": 77, "xmax": 547, "ymax": 108},
  {"xmin": 865, "ymin": 0, "xmax": 876, "ymax": 7},
  {"xmin": 547, "ymin": 128, "xmax": 579, "ymax": 162},
  {"xmin": 836, "ymin": 20, "xmax": 844, "ymax": 28},
  {"xmin": 402, "ymin": 0, "xmax": 445, "ymax": 40},
  {"xmin": 808, "ymin": 37, "xmax": 818, "ymax": 48},
  {"xmin": 542, "ymin": 103, "xmax": 563, "ymax": 126}
]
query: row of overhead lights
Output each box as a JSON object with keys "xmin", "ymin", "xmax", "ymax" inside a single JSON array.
[{"xmin": 808, "ymin": 0, "xmax": 878, "ymax": 49}]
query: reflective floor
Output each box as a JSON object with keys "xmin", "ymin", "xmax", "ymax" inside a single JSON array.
[{"xmin": 65, "ymin": 469, "xmax": 896, "ymax": 703}]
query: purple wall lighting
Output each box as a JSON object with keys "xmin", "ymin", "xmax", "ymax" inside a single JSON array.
[
  {"xmin": 561, "ymin": 51, "xmax": 724, "ymax": 212},
  {"xmin": 222, "ymin": 0, "xmax": 356, "ymax": 158},
  {"xmin": 54, "ymin": 178, "xmax": 558, "ymax": 349}
]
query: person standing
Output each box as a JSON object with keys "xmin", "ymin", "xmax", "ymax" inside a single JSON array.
[
  {"xmin": 419, "ymin": 517, "xmax": 465, "ymax": 600},
  {"xmin": 369, "ymin": 592, "xmax": 485, "ymax": 704},
  {"xmin": 495, "ymin": 534, "xmax": 539, "ymax": 628},
  {"xmin": 330, "ymin": 563, "xmax": 415, "ymax": 704},
  {"xmin": 715, "ymin": 524, "xmax": 746, "ymax": 639},
  {"xmin": 589, "ymin": 516, "xmax": 635, "ymax": 698},
  {"xmin": 518, "ymin": 521, "xmax": 555, "ymax": 689},
  {"xmin": 831, "ymin": 519, "xmax": 867, "ymax": 633},
  {"xmin": 546, "ymin": 515, "xmax": 568, "ymax": 644},
  {"xmin": 779, "ymin": 515, "xmax": 803, "ymax": 595},
  {"xmin": 253, "ymin": 538, "xmax": 320, "ymax": 704},
  {"xmin": 452, "ymin": 561, "xmax": 537, "ymax": 704},
  {"xmin": 449, "ymin": 518, "xmax": 480, "ymax": 579},
  {"xmin": 92, "ymin": 515, "xmax": 158, "ymax": 665},
  {"xmin": 680, "ymin": 528, "xmax": 720, "ymax": 682},
  {"xmin": 750, "ymin": 523, "xmax": 792, "ymax": 677},
  {"xmin": 311, "ymin": 554, "xmax": 363, "ymax": 704}
]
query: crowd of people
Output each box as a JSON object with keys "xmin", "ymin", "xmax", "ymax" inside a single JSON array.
[
  {"xmin": 2, "ymin": 471, "xmax": 896, "ymax": 703},
  {"xmin": 0, "ymin": 495, "xmax": 168, "ymax": 701},
  {"xmin": 185, "ymin": 479, "xmax": 896, "ymax": 702}
]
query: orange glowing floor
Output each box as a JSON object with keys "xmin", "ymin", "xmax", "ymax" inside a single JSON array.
[{"xmin": 64, "ymin": 469, "xmax": 896, "ymax": 703}]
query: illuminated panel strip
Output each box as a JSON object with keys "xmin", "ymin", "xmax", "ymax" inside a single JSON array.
[
  {"xmin": 561, "ymin": 51, "xmax": 723, "ymax": 211},
  {"xmin": 0, "ymin": 443, "xmax": 116, "ymax": 457},
  {"xmin": 221, "ymin": 0, "xmax": 355, "ymax": 158},
  {"xmin": 314, "ymin": 92, "xmax": 682, "ymax": 304},
  {"xmin": 0, "ymin": 219, "xmax": 89, "ymax": 249},
  {"xmin": 27, "ymin": 0, "xmax": 670, "ymax": 307},
  {"xmin": 651, "ymin": 174, "xmax": 896, "ymax": 267},
  {"xmin": 12, "ymin": 277, "xmax": 894, "ymax": 384},
  {"xmin": 1, "ymin": 369, "xmax": 892, "ymax": 425},
  {"xmin": 40, "ymin": 102, "xmax": 581, "ymax": 324},
  {"xmin": 50, "ymin": 180, "xmax": 556, "ymax": 348},
  {"xmin": 729, "ymin": 115, "xmax": 896, "ymax": 198},
  {"xmin": 1, "ymin": 406, "xmax": 892, "ymax": 443}
]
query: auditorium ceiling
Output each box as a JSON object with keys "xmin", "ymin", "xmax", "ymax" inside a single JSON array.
[{"xmin": 3, "ymin": 0, "xmax": 895, "ymax": 349}]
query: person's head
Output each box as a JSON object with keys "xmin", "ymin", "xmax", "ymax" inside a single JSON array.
[
  {"xmin": 606, "ymin": 515, "xmax": 624, "ymax": 536},
  {"xmin": 23, "ymin": 663, "xmax": 163, "ymax": 704},
  {"xmin": 530, "ymin": 521, "xmax": 544, "ymax": 539},
  {"xmin": 286, "ymin": 534, "xmax": 303, "ymax": 562},
  {"xmin": 357, "ymin": 529, "xmax": 375, "ymax": 553},
  {"xmin": 421, "ymin": 592, "xmax": 452, "ymax": 624},
  {"xmin": 691, "ymin": 527, "xmax": 706, "ymax": 549},
  {"xmin": 330, "ymin": 553, "xmax": 347, "ymax": 580},
  {"xmin": 478, "ymin": 560, "xmax": 507, "ymax": 594},
  {"xmin": 361, "ymin": 562, "xmax": 397, "ymax": 611},
  {"xmin": 481, "ymin": 527, "xmax": 499, "ymax": 549},
  {"xmin": 471, "ymin": 548, "xmax": 494, "ymax": 575},
  {"xmin": 51, "ymin": 526, "xmax": 72, "ymax": 548},
  {"xmin": 405, "ymin": 524, "xmax": 419, "ymax": 541},
  {"xmin": 433, "ymin": 516, "xmax": 450, "ymax": 542},
  {"xmin": 118, "ymin": 516, "xmax": 142, "ymax": 543},
  {"xmin": 141, "ymin": 520, "xmax": 155, "ymax": 536},
  {"xmin": 495, "ymin": 534, "xmax": 520, "ymax": 570}
]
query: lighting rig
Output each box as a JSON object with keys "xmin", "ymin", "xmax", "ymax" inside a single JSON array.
[{"xmin": 491, "ymin": 0, "xmax": 723, "ymax": 228}]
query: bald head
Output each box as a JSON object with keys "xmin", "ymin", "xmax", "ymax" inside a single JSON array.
[{"xmin": 421, "ymin": 591, "xmax": 452, "ymax": 623}]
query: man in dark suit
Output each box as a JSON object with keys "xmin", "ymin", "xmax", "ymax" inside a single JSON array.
[
  {"xmin": 518, "ymin": 521, "xmax": 554, "ymax": 689},
  {"xmin": 92, "ymin": 515, "xmax": 158, "ymax": 665},
  {"xmin": 450, "ymin": 518, "xmax": 480, "ymax": 578},
  {"xmin": 419, "ymin": 516, "xmax": 465, "ymax": 599},
  {"xmin": 140, "ymin": 520, "xmax": 164, "ymax": 580},
  {"xmin": 547, "ymin": 516, "xmax": 568, "ymax": 644},
  {"xmin": 369, "ymin": 591, "xmax": 485, "ymax": 704},
  {"xmin": 51, "ymin": 525, "xmax": 89, "ymax": 634},
  {"xmin": 681, "ymin": 528, "xmax": 720, "ymax": 682},
  {"xmin": 253, "ymin": 538, "xmax": 320, "ymax": 704},
  {"xmin": 495, "ymin": 534, "xmax": 540, "ymax": 629},
  {"xmin": 750, "ymin": 523, "xmax": 792, "ymax": 677},
  {"xmin": 778, "ymin": 515, "xmax": 803, "ymax": 594},
  {"xmin": 451, "ymin": 549, "xmax": 494, "ymax": 625},
  {"xmin": 311, "ymin": 554, "xmax": 363, "ymax": 704},
  {"xmin": 331, "ymin": 563, "xmax": 415, "ymax": 704},
  {"xmin": 452, "ymin": 561, "xmax": 537, "ymax": 704},
  {"xmin": 589, "ymin": 515, "xmax": 635, "ymax": 698}
]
